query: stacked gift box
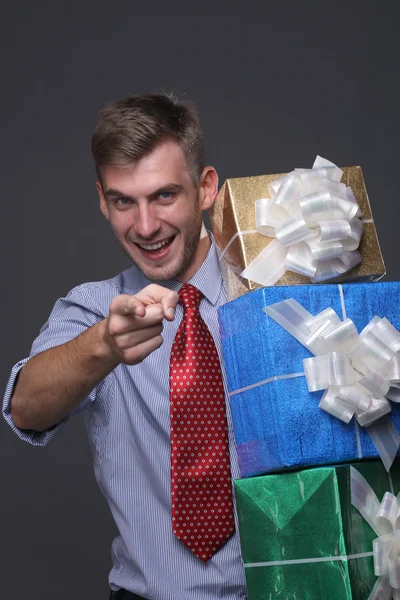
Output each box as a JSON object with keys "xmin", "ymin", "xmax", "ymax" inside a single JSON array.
[{"xmin": 211, "ymin": 158, "xmax": 400, "ymax": 599}]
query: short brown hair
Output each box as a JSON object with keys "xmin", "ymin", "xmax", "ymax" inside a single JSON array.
[{"xmin": 91, "ymin": 92, "xmax": 205, "ymax": 185}]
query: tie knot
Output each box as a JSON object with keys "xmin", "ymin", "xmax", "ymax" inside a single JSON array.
[{"xmin": 179, "ymin": 283, "xmax": 202, "ymax": 311}]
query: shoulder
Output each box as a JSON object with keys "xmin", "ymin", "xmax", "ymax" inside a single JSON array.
[
  {"xmin": 70, "ymin": 266, "xmax": 144, "ymax": 295},
  {"xmin": 61, "ymin": 266, "xmax": 145, "ymax": 315}
]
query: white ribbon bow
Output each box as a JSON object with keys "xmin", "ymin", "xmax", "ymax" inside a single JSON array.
[
  {"xmin": 241, "ymin": 156, "xmax": 364, "ymax": 287},
  {"xmin": 351, "ymin": 466, "xmax": 400, "ymax": 600},
  {"xmin": 263, "ymin": 299, "xmax": 400, "ymax": 471}
]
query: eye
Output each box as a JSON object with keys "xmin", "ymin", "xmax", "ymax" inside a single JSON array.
[
  {"xmin": 159, "ymin": 192, "xmax": 174, "ymax": 200},
  {"xmin": 116, "ymin": 197, "xmax": 132, "ymax": 206}
]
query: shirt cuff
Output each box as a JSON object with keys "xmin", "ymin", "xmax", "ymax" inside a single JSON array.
[{"xmin": 2, "ymin": 357, "xmax": 93, "ymax": 446}]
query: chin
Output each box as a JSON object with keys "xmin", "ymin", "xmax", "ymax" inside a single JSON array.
[{"xmin": 131, "ymin": 259, "xmax": 180, "ymax": 283}]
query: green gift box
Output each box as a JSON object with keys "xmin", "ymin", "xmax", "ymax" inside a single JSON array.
[{"xmin": 235, "ymin": 461, "xmax": 400, "ymax": 599}]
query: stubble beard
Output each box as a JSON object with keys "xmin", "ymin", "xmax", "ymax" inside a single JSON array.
[{"xmin": 117, "ymin": 206, "xmax": 204, "ymax": 283}]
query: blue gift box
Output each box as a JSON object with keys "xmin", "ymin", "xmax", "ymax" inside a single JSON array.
[{"xmin": 218, "ymin": 281, "xmax": 400, "ymax": 477}]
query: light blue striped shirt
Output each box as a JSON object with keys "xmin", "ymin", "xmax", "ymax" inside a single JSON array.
[{"xmin": 2, "ymin": 238, "xmax": 247, "ymax": 600}]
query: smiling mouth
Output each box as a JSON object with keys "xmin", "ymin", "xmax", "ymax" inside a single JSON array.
[{"xmin": 136, "ymin": 235, "xmax": 176, "ymax": 253}]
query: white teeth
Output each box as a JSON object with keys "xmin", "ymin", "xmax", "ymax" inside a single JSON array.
[{"xmin": 139, "ymin": 238, "xmax": 171, "ymax": 251}]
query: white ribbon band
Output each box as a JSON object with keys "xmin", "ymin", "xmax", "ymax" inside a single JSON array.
[
  {"xmin": 390, "ymin": 472, "xmax": 395, "ymax": 495},
  {"xmin": 244, "ymin": 551, "xmax": 374, "ymax": 568},
  {"xmin": 355, "ymin": 420, "xmax": 363, "ymax": 462},
  {"xmin": 338, "ymin": 283, "xmax": 347, "ymax": 319},
  {"xmin": 228, "ymin": 371, "xmax": 305, "ymax": 397},
  {"xmin": 218, "ymin": 229, "xmax": 258, "ymax": 263}
]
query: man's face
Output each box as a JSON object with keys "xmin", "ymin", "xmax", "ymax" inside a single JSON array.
[{"xmin": 97, "ymin": 140, "xmax": 217, "ymax": 283}]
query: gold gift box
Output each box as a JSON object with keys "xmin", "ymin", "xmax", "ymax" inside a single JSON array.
[{"xmin": 210, "ymin": 166, "xmax": 385, "ymax": 299}]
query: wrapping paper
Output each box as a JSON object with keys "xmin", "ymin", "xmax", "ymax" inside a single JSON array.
[
  {"xmin": 211, "ymin": 166, "xmax": 385, "ymax": 301},
  {"xmin": 218, "ymin": 281, "xmax": 400, "ymax": 477},
  {"xmin": 234, "ymin": 461, "xmax": 400, "ymax": 600}
]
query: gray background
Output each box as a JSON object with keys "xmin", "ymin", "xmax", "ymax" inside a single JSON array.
[{"xmin": 1, "ymin": 3, "xmax": 399, "ymax": 599}]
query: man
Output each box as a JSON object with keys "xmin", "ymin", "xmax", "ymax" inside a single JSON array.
[{"xmin": 3, "ymin": 93, "xmax": 247, "ymax": 599}]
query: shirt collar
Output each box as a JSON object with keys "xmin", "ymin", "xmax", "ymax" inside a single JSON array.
[
  {"xmin": 158, "ymin": 233, "xmax": 223, "ymax": 305},
  {"xmin": 186, "ymin": 234, "xmax": 223, "ymax": 305}
]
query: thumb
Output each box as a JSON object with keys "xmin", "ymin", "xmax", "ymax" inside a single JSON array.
[
  {"xmin": 159, "ymin": 291, "xmax": 180, "ymax": 321},
  {"xmin": 134, "ymin": 285, "xmax": 179, "ymax": 321}
]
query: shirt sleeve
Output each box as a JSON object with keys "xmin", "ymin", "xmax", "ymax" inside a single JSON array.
[{"xmin": 2, "ymin": 285, "xmax": 108, "ymax": 446}]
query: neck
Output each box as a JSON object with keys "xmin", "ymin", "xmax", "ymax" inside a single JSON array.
[{"xmin": 177, "ymin": 226, "xmax": 211, "ymax": 283}]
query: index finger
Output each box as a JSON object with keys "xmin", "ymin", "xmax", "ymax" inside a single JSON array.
[{"xmin": 110, "ymin": 294, "xmax": 148, "ymax": 318}]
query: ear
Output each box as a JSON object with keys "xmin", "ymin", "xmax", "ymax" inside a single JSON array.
[
  {"xmin": 198, "ymin": 166, "xmax": 219, "ymax": 211},
  {"xmin": 96, "ymin": 181, "xmax": 110, "ymax": 220}
]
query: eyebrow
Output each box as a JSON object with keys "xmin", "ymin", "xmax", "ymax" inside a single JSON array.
[{"xmin": 104, "ymin": 183, "xmax": 184, "ymax": 200}]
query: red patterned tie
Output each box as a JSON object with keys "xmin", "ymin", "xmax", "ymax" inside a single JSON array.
[{"xmin": 170, "ymin": 283, "xmax": 235, "ymax": 562}]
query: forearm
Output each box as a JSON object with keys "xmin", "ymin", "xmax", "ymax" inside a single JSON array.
[{"xmin": 11, "ymin": 319, "xmax": 119, "ymax": 432}]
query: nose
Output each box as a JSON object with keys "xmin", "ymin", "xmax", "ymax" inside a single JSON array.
[{"xmin": 134, "ymin": 202, "xmax": 161, "ymax": 240}]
